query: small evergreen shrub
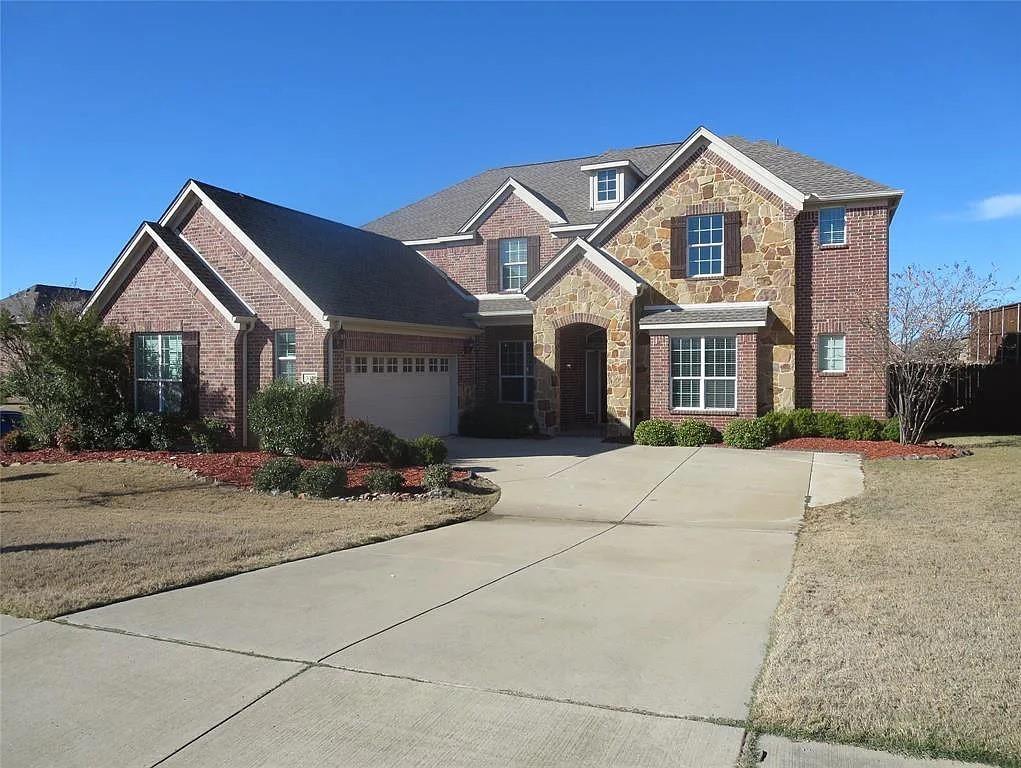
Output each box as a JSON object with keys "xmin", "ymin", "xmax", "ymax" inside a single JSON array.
[
  {"xmin": 423, "ymin": 463, "xmax": 453, "ymax": 490},
  {"xmin": 845, "ymin": 414, "xmax": 883, "ymax": 441},
  {"xmin": 789, "ymin": 408, "xmax": 820, "ymax": 438},
  {"xmin": 673, "ymin": 419, "xmax": 720, "ymax": 447},
  {"xmin": 133, "ymin": 412, "xmax": 179, "ymax": 451},
  {"xmin": 295, "ymin": 464, "xmax": 347, "ymax": 498},
  {"xmin": 385, "ymin": 437, "xmax": 415, "ymax": 468},
  {"xmin": 186, "ymin": 417, "xmax": 230, "ymax": 453},
  {"xmin": 723, "ymin": 418, "xmax": 772, "ymax": 449},
  {"xmin": 0, "ymin": 429, "xmax": 31, "ymax": 452},
  {"xmin": 111, "ymin": 411, "xmax": 140, "ymax": 449},
  {"xmin": 815, "ymin": 411, "xmax": 848, "ymax": 439},
  {"xmin": 633, "ymin": 419, "xmax": 677, "ymax": 446},
  {"xmin": 882, "ymin": 417, "xmax": 901, "ymax": 442},
  {"xmin": 252, "ymin": 457, "xmax": 304, "ymax": 494},
  {"xmin": 365, "ymin": 468, "xmax": 403, "ymax": 494},
  {"xmin": 458, "ymin": 405, "xmax": 537, "ymax": 438},
  {"xmin": 412, "ymin": 435, "xmax": 448, "ymax": 465},
  {"xmin": 760, "ymin": 410, "xmax": 795, "ymax": 442},
  {"xmin": 322, "ymin": 419, "xmax": 394, "ymax": 467},
  {"xmin": 248, "ymin": 381, "xmax": 334, "ymax": 457}
]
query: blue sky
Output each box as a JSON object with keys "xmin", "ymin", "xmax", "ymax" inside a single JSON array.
[{"xmin": 2, "ymin": 2, "xmax": 1019, "ymax": 301}]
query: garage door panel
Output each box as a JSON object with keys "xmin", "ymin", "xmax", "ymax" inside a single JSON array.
[{"xmin": 345, "ymin": 357, "xmax": 454, "ymax": 438}]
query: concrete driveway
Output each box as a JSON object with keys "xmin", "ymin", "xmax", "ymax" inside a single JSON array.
[{"xmin": 1, "ymin": 439, "xmax": 860, "ymax": 768}]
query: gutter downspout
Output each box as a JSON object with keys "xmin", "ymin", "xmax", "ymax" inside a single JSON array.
[{"xmin": 239, "ymin": 319, "xmax": 253, "ymax": 448}]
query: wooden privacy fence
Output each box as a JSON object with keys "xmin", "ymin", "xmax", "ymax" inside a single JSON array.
[{"xmin": 905, "ymin": 364, "xmax": 1021, "ymax": 434}]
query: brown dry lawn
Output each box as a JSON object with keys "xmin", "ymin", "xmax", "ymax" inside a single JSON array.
[
  {"xmin": 750, "ymin": 435, "xmax": 1021, "ymax": 768},
  {"xmin": 0, "ymin": 461, "xmax": 498, "ymax": 620}
]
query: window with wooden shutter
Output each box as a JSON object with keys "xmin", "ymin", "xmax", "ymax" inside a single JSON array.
[
  {"xmin": 181, "ymin": 331, "xmax": 200, "ymax": 418},
  {"xmin": 526, "ymin": 235, "xmax": 541, "ymax": 285},
  {"xmin": 723, "ymin": 211, "xmax": 742, "ymax": 276},
  {"xmin": 486, "ymin": 239, "xmax": 500, "ymax": 293},
  {"xmin": 669, "ymin": 217, "xmax": 687, "ymax": 279}
]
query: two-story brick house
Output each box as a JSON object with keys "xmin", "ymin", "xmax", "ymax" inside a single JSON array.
[{"xmin": 86, "ymin": 127, "xmax": 901, "ymax": 443}]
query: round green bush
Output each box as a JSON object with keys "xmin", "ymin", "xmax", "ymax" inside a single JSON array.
[
  {"xmin": 295, "ymin": 464, "xmax": 347, "ymax": 498},
  {"xmin": 673, "ymin": 419, "xmax": 720, "ymax": 447},
  {"xmin": 186, "ymin": 417, "xmax": 230, "ymax": 453},
  {"xmin": 633, "ymin": 419, "xmax": 677, "ymax": 446},
  {"xmin": 248, "ymin": 381, "xmax": 334, "ymax": 457},
  {"xmin": 815, "ymin": 411, "xmax": 848, "ymax": 439},
  {"xmin": 789, "ymin": 408, "xmax": 819, "ymax": 438},
  {"xmin": 385, "ymin": 437, "xmax": 415, "ymax": 468},
  {"xmin": 365, "ymin": 468, "xmax": 404, "ymax": 494},
  {"xmin": 759, "ymin": 410, "xmax": 794, "ymax": 442},
  {"xmin": 845, "ymin": 414, "xmax": 883, "ymax": 441},
  {"xmin": 252, "ymin": 457, "xmax": 304, "ymax": 494},
  {"xmin": 881, "ymin": 417, "xmax": 901, "ymax": 442},
  {"xmin": 723, "ymin": 418, "xmax": 772, "ymax": 449},
  {"xmin": 422, "ymin": 463, "xmax": 453, "ymax": 490},
  {"xmin": 412, "ymin": 435, "xmax": 448, "ymax": 465}
]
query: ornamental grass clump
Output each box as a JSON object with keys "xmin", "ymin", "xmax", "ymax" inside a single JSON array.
[{"xmin": 633, "ymin": 419, "xmax": 677, "ymax": 446}]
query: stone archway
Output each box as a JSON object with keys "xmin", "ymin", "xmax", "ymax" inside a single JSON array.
[{"xmin": 531, "ymin": 261, "xmax": 635, "ymax": 438}]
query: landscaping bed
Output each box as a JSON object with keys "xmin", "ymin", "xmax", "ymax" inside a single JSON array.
[
  {"xmin": 770, "ymin": 437, "xmax": 967, "ymax": 460},
  {"xmin": 0, "ymin": 448, "xmax": 470, "ymax": 493}
]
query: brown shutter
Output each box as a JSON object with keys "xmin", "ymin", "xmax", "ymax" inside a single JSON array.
[
  {"xmin": 181, "ymin": 331, "xmax": 200, "ymax": 419},
  {"xmin": 669, "ymin": 216, "xmax": 687, "ymax": 279},
  {"xmin": 526, "ymin": 235, "xmax": 541, "ymax": 285},
  {"xmin": 486, "ymin": 239, "xmax": 501, "ymax": 293},
  {"xmin": 723, "ymin": 211, "xmax": 742, "ymax": 276}
]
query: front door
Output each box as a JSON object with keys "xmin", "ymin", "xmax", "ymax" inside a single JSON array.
[{"xmin": 585, "ymin": 348, "xmax": 607, "ymax": 423}]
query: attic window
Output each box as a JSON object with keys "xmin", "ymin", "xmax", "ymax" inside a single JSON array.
[{"xmin": 591, "ymin": 168, "xmax": 622, "ymax": 210}]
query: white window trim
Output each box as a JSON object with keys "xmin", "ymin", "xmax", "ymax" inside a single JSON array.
[
  {"xmin": 818, "ymin": 333, "xmax": 847, "ymax": 373},
  {"xmin": 591, "ymin": 168, "xmax": 622, "ymax": 210},
  {"xmin": 669, "ymin": 335, "xmax": 738, "ymax": 412},
  {"xmin": 134, "ymin": 332, "xmax": 184, "ymax": 414},
  {"xmin": 274, "ymin": 330, "xmax": 297, "ymax": 382},
  {"xmin": 687, "ymin": 213, "xmax": 726, "ymax": 278},
  {"xmin": 499, "ymin": 237, "xmax": 529, "ymax": 292},
  {"xmin": 819, "ymin": 206, "xmax": 847, "ymax": 247},
  {"xmin": 498, "ymin": 340, "xmax": 535, "ymax": 404}
]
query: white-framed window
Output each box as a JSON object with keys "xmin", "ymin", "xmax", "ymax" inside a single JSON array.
[
  {"xmin": 134, "ymin": 333, "xmax": 183, "ymax": 414},
  {"xmin": 499, "ymin": 341, "xmax": 535, "ymax": 404},
  {"xmin": 345, "ymin": 355, "xmax": 368, "ymax": 374},
  {"xmin": 274, "ymin": 330, "xmax": 297, "ymax": 383},
  {"xmin": 818, "ymin": 334, "xmax": 846, "ymax": 372},
  {"xmin": 499, "ymin": 238, "xmax": 529, "ymax": 291},
  {"xmin": 819, "ymin": 207, "xmax": 846, "ymax": 246},
  {"xmin": 386, "ymin": 357, "xmax": 398, "ymax": 373},
  {"xmin": 372, "ymin": 357, "xmax": 384, "ymax": 373},
  {"xmin": 415, "ymin": 357, "xmax": 426, "ymax": 373},
  {"xmin": 670, "ymin": 335, "xmax": 737, "ymax": 410},
  {"xmin": 687, "ymin": 214, "xmax": 724, "ymax": 277},
  {"xmin": 402, "ymin": 357, "xmax": 413, "ymax": 373},
  {"xmin": 426, "ymin": 357, "xmax": 449, "ymax": 373},
  {"xmin": 595, "ymin": 169, "xmax": 618, "ymax": 204}
]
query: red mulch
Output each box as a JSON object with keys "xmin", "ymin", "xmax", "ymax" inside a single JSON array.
[
  {"xmin": 0, "ymin": 449, "xmax": 469, "ymax": 492},
  {"xmin": 770, "ymin": 438, "xmax": 965, "ymax": 460}
]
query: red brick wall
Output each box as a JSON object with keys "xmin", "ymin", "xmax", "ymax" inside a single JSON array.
[
  {"xmin": 475, "ymin": 325, "xmax": 532, "ymax": 405},
  {"xmin": 557, "ymin": 323, "xmax": 604, "ymax": 427},
  {"xmin": 648, "ymin": 332, "xmax": 758, "ymax": 429},
  {"xmin": 794, "ymin": 205, "xmax": 889, "ymax": 417},
  {"xmin": 99, "ymin": 243, "xmax": 242, "ymax": 436},
  {"xmin": 415, "ymin": 193, "xmax": 564, "ymax": 295}
]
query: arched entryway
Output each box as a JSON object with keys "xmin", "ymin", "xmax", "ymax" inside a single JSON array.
[{"xmin": 556, "ymin": 322, "xmax": 607, "ymax": 433}]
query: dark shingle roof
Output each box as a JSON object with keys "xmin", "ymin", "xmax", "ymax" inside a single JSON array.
[
  {"xmin": 194, "ymin": 182, "xmax": 475, "ymax": 329},
  {"xmin": 472, "ymin": 295, "xmax": 532, "ymax": 315},
  {"xmin": 147, "ymin": 223, "xmax": 253, "ymax": 319},
  {"xmin": 363, "ymin": 135, "xmax": 900, "ymax": 241},
  {"xmin": 640, "ymin": 303, "xmax": 769, "ymax": 327},
  {"xmin": 0, "ymin": 284, "xmax": 92, "ymax": 323}
]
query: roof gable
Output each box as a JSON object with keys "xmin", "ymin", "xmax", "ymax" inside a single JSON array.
[
  {"xmin": 458, "ymin": 177, "xmax": 567, "ymax": 233},
  {"xmin": 522, "ymin": 238, "xmax": 644, "ymax": 300}
]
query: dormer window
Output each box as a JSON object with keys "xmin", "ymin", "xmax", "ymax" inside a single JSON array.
[{"xmin": 595, "ymin": 169, "xmax": 619, "ymax": 206}]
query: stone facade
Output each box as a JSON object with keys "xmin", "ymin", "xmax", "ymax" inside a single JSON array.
[{"xmin": 531, "ymin": 256, "xmax": 634, "ymax": 438}]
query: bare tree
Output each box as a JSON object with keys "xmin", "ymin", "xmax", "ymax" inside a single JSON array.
[{"xmin": 863, "ymin": 264, "xmax": 1009, "ymax": 444}]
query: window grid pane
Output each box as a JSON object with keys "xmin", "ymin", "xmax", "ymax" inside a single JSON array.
[
  {"xmin": 670, "ymin": 335, "xmax": 737, "ymax": 411},
  {"xmin": 499, "ymin": 341, "xmax": 535, "ymax": 404},
  {"xmin": 687, "ymin": 215, "xmax": 724, "ymax": 276},
  {"xmin": 134, "ymin": 333, "xmax": 184, "ymax": 415},
  {"xmin": 500, "ymin": 238, "xmax": 529, "ymax": 291},
  {"xmin": 596, "ymin": 169, "xmax": 618, "ymax": 202},
  {"xmin": 819, "ymin": 207, "xmax": 846, "ymax": 245},
  {"xmin": 819, "ymin": 334, "xmax": 846, "ymax": 371}
]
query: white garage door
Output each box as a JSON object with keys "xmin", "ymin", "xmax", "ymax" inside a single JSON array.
[{"xmin": 344, "ymin": 354, "xmax": 456, "ymax": 438}]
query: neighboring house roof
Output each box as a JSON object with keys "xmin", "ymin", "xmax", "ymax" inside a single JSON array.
[
  {"xmin": 639, "ymin": 302, "xmax": 770, "ymax": 331},
  {"xmin": 192, "ymin": 182, "xmax": 476, "ymax": 330},
  {"xmin": 0, "ymin": 284, "xmax": 92, "ymax": 323},
  {"xmin": 363, "ymin": 129, "xmax": 902, "ymax": 241}
]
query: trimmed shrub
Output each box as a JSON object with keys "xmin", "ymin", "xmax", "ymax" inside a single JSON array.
[
  {"xmin": 111, "ymin": 411, "xmax": 140, "ymax": 449},
  {"xmin": 296, "ymin": 464, "xmax": 347, "ymax": 498},
  {"xmin": 789, "ymin": 408, "xmax": 820, "ymax": 438},
  {"xmin": 365, "ymin": 468, "xmax": 403, "ymax": 494},
  {"xmin": 322, "ymin": 419, "xmax": 394, "ymax": 467},
  {"xmin": 1, "ymin": 429, "xmax": 31, "ymax": 452},
  {"xmin": 723, "ymin": 418, "xmax": 772, "ymax": 449},
  {"xmin": 673, "ymin": 419, "xmax": 720, "ymax": 447},
  {"xmin": 133, "ymin": 412, "xmax": 179, "ymax": 451},
  {"xmin": 423, "ymin": 463, "xmax": 453, "ymax": 490},
  {"xmin": 882, "ymin": 417, "xmax": 901, "ymax": 442},
  {"xmin": 760, "ymin": 410, "xmax": 795, "ymax": 442},
  {"xmin": 633, "ymin": 419, "xmax": 677, "ymax": 446},
  {"xmin": 252, "ymin": 457, "xmax": 304, "ymax": 494},
  {"xmin": 385, "ymin": 437, "xmax": 415, "ymax": 468},
  {"xmin": 186, "ymin": 417, "xmax": 230, "ymax": 453},
  {"xmin": 815, "ymin": 411, "xmax": 848, "ymax": 439},
  {"xmin": 845, "ymin": 414, "xmax": 883, "ymax": 441},
  {"xmin": 459, "ymin": 405, "xmax": 537, "ymax": 438},
  {"xmin": 248, "ymin": 381, "xmax": 334, "ymax": 457},
  {"xmin": 412, "ymin": 435, "xmax": 448, "ymax": 465}
]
